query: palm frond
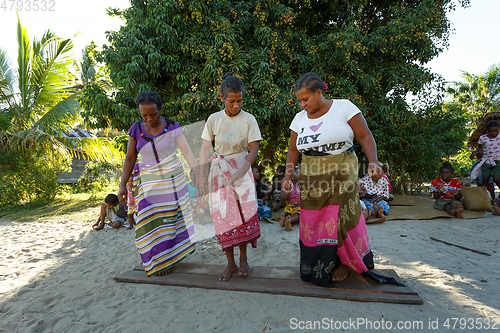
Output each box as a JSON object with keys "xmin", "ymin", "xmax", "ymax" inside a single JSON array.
[
  {"xmin": 0, "ymin": 48, "xmax": 16, "ymax": 108},
  {"xmin": 33, "ymin": 92, "xmax": 81, "ymax": 133},
  {"xmin": 31, "ymin": 37, "xmax": 76, "ymax": 116},
  {"xmin": 58, "ymin": 135, "xmax": 123, "ymax": 163},
  {"xmin": 0, "ymin": 128, "xmax": 69, "ymax": 162},
  {"xmin": 16, "ymin": 15, "xmax": 31, "ymax": 129}
]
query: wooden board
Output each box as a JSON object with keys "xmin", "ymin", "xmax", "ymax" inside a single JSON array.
[{"xmin": 116, "ymin": 263, "xmax": 422, "ymax": 304}]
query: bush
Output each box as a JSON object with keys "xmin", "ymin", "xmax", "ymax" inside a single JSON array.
[
  {"xmin": 75, "ymin": 161, "xmax": 121, "ymax": 194},
  {"xmin": 0, "ymin": 150, "xmax": 71, "ymax": 206}
]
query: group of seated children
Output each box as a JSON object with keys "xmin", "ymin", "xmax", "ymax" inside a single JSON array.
[
  {"xmin": 97, "ymin": 154, "xmax": 497, "ymax": 231},
  {"xmin": 93, "ymin": 174, "xmax": 137, "ymax": 230},
  {"xmin": 252, "ymin": 164, "xmax": 301, "ymax": 231}
]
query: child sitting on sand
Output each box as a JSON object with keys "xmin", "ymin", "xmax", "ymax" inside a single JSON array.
[
  {"xmin": 431, "ymin": 162, "xmax": 464, "ymax": 218},
  {"xmin": 126, "ymin": 175, "xmax": 137, "ymax": 230},
  {"xmin": 357, "ymin": 183, "xmax": 373, "ymax": 221},
  {"xmin": 279, "ymin": 166, "xmax": 300, "ymax": 231},
  {"xmin": 252, "ymin": 165, "xmax": 272, "ymax": 219},
  {"xmin": 270, "ymin": 165, "xmax": 286, "ymax": 212},
  {"xmin": 359, "ymin": 172, "xmax": 390, "ymax": 221},
  {"xmin": 93, "ymin": 194, "xmax": 128, "ymax": 230}
]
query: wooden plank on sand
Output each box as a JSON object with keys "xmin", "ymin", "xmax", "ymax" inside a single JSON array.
[{"xmin": 120, "ymin": 263, "xmax": 422, "ymax": 304}]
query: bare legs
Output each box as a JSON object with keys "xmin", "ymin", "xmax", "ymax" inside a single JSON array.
[
  {"xmin": 219, "ymin": 245, "xmax": 249, "ymax": 281},
  {"xmin": 444, "ymin": 202, "xmax": 464, "ymax": 219}
]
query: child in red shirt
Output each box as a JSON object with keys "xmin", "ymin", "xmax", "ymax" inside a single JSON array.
[{"xmin": 430, "ymin": 162, "xmax": 463, "ymax": 218}]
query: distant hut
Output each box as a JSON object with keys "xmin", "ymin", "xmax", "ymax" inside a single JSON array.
[
  {"xmin": 468, "ymin": 111, "xmax": 500, "ymax": 149},
  {"xmin": 58, "ymin": 127, "xmax": 97, "ymax": 184}
]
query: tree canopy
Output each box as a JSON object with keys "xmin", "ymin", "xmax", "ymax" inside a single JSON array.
[{"xmin": 80, "ymin": 0, "xmax": 470, "ymax": 190}]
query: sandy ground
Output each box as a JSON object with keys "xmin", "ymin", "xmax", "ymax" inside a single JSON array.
[{"xmin": 0, "ymin": 207, "xmax": 499, "ymax": 333}]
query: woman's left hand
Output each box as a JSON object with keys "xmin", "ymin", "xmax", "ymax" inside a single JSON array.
[
  {"xmin": 367, "ymin": 162, "xmax": 383, "ymax": 181},
  {"xmin": 229, "ymin": 168, "xmax": 246, "ymax": 187}
]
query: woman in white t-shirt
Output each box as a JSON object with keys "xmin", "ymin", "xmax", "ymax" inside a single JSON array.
[{"xmin": 282, "ymin": 73, "xmax": 402, "ymax": 288}]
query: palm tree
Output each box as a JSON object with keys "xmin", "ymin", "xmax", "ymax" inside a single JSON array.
[
  {"xmin": 447, "ymin": 64, "xmax": 500, "ymax": 127},
  {"xmin": 0, "ymin": 16, "xmax": 120, "ymax": 165}
]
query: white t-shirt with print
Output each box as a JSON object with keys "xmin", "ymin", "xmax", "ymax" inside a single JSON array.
[{"xmin": 289, "ymin": 99, "xmax": 361, "ymax": 155}]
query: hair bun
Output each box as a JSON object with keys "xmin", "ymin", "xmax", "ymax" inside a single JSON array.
[{"xmin": 222, "ymin": 72, "xmax": 234, "ymax": 80}]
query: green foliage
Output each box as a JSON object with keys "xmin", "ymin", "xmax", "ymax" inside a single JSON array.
[
  {"xmin": 447, "ymin": 64, "xmax": 500, "ymax": 127},
  {"xmin": 445, "ymin": 147, "xmax": 474, "ymax": 179},
  {"xmin": 0, "ymin": 18, "xmax": 124, "ymax": 205},
  {"xmin": 0, "ymin": 149, "xmax": 71, "ymax": 206},
  {"xmin": 113, "ymin": 134, "xmax": 129, "ymax": 155},
  {"xmin": 75, "ymin": 161, "xmax": 120, "ymax": 193},
  {"xmin": 80, "ymin": 0, "xmax": 470, "ymax": 188},
  {"xmin": 373, "ymin": 83, "xmax": 469, "ymax": 194}
]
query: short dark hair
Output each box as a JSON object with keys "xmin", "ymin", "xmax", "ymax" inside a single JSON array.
[
  {"xmin": 105, "ymin": 194, "xmax": 119, "ymax": 205},
  {"xmin": 220, "ymin": 72, "xmax": 245, "ymax": 98},
  {"xmin": 136, "ymin": 91, "xmax": 163, "ymax": 109},
  {"xmin": 486, "ymin": 120, "xmax": 500, "ymax": 130},
  {"xmin": 439, "ymin": 162, "xmax": 454, "ymax": 173},
  {"xmin": 251, "ymin": 165, "xmax": 260, "ymax": 172},
  {"xmin": 294, "ymin": 72, "xmax": 324, "ymax": 93}
]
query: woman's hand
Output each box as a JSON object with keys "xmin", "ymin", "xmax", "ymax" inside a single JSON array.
[
  {"xmin": 367, "ymin": 162, "xmax": 383, "ymax": 181},
  {"xmin": 281, "ymin": 175, "xmax": 292, "ymax": 191},
  {"xmin": 199, "ymin": 176, "xmax": 208, "ymax": 194},
  {"xmin": 118, "ymin": 185, "xmax": 127, "ymax": 203},
  {"xmin": 229, "ymin": 168, "xmax": 247, "ymax": 187}
]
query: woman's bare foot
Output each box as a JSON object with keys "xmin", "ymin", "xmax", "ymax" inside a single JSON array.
[
  {"xmin": 331, "ymin": 264, "xmax": 348, "ymax": 281},
  {"xmin": 271, "ymin": 201, "xmax": 281, "ymax": 212},
  {"xmin": 219, "ymin": 263, "xmax": 238, "ymax": 281},
  {"xmin": 456, "ymin": 205, "xmax": 464, "ymax": 219},
  {"xmin": 493, "ymin": 203, "xmax": 500, "ymax": 216},
  {"xmin": 371, "ymin": 207, "xmax": 378, "ymax": 217},
  {"xmin": 450, "ymin": 202, "xmax": 458, "ymax": 216},
  {"xmin": 239, "ymin": 256, "xmax": 250, "ymax": 276},
  {"xmin": 92, "ymin": 222, "xmax": 104, "ymax": 230},
  {"xmin": 284, "ymin": 215, "xmax": 293, "ymax": 231},
  {"xmin": 279, "ymin": 214, "xmax": 285, "ymax": 227},
  {"xmin": 155, "ymin": 268, "xmax": 172, "ymax": 276}
]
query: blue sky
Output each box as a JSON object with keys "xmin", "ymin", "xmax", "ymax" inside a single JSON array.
[{"xmin": 0, "ymin": 0, "xmax": 498, "ymax": 84}]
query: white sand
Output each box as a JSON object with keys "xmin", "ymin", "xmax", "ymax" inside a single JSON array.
[{"xmin": 0, "ymin": 209, "xmax": 499, "ymax": 332}]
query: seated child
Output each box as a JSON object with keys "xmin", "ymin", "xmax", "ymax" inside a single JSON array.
[
  {"xmin": 92, "ymin": 193, "xmax": 128, "ymax": 230},
  {"xmin": 252, "ymin": 165, "xmax": 272, "ymax": 219},
  {"xmin": 357, "ymin": 182, "xmax": 372, "ymax": 221},
  {"xmin": 270, "ymin": 165, "xmax": 286, "ymax": 212},
  {"xmin": 364, "ymin": 164, "xmax": 393, "ymax": 201},
  {"xmin": 279, "ymin": 166, "xmax": 300, "ymax": 231},
  {"xmin": 126, "ymin": 175, "xmax": 137, "ymax": 230},
  {"xmin": 359, "ymin": 172, "xmax": 390, "ymax": 221},
  {"xmin": 431, "ymin": 162, "xmax": 464, "ymax": 218}
]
